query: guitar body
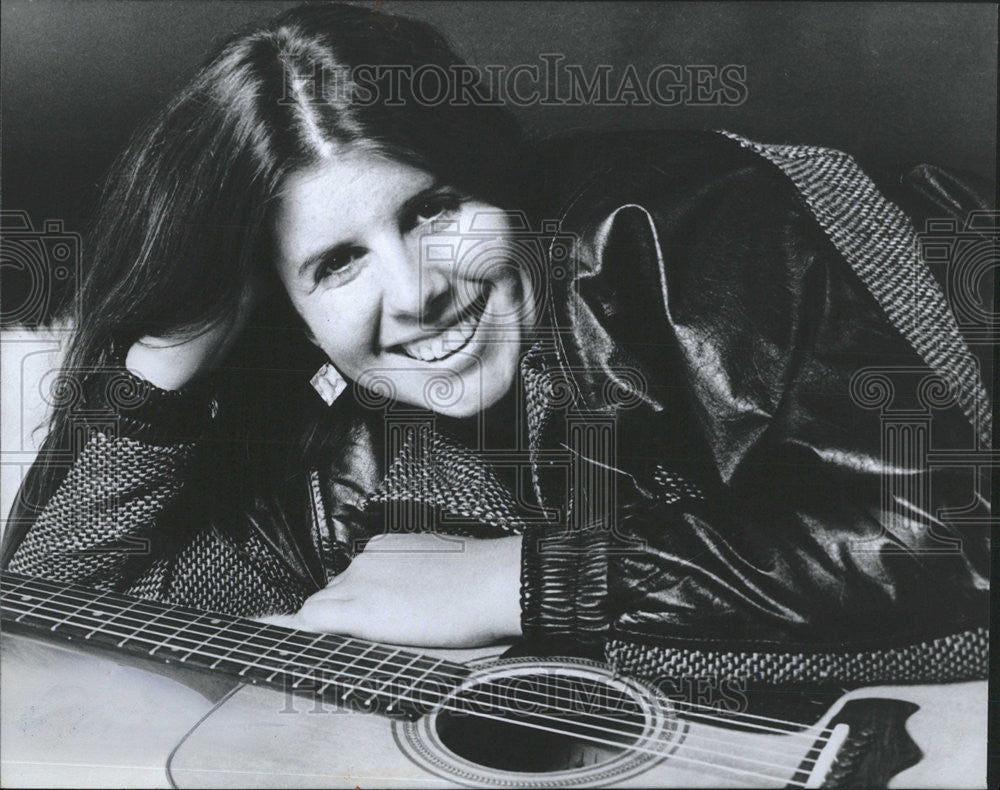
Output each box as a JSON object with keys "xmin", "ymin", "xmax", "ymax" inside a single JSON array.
[
  {"xmin": 1, "ymin": 632, "xmax": 231, "ymax": 788},
  {"xmin": 2, "ymin": 630, "xmax": 987, "ymax": 789}
]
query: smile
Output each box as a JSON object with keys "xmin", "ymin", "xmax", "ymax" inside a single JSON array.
[{"xmin": 396, "ymin": 294, "xmax": 488, "ymax": 363}]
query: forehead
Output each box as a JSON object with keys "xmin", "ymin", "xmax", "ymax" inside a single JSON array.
[{"xmin": 273, "ymin": 150, "xmax": 436, "ymax": 269}]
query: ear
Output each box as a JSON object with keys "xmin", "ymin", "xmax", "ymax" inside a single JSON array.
[{"xmin": 303, "ymin": 328, "xmax": 321, "ymax": 348}]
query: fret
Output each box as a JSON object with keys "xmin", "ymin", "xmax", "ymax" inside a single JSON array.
[
  {"xmin": 256, "ymin": 627, "xmax": 313, "ymax": 682},
  {"xmin": 344, "ymin": 647, "xmax": 400, "ymax": 703},
  {"xmin": 100, "ymin": 598, "xmax": 145, "ymax": 646},
  {"xmin": 41, "ymin": 598, "xmax": 201, "ymax": 662},
  {"xmin": 386, "ymin": 657, "xmax": 446, "ymax": 713},
  {"xmin": 0, "ymin": 575, "xmax": 30, "ymax": 593},
  {"xmin": 47, "ymin": 590, "xmax": 110, "ymax": 633},
  {"xmin": 40, "ymin": 589, "xmax": 139, "ymax": 643},
  {"xmin": 3, "ymin": 582, "xmax": 112, "ymax": 635},
  {"xmin": 303, "ymin": 634, "xmax": 361, "ymax": 672},
  {"xmin": 260, "ymin": 632, "xmax": 356, "ymax": 685},
  {"xmin": 207, "ymin": 620, "xmax": 264, "ymax": 670},
  {"xmin": 251, "ymin": 625, "xmax": 311, "ymax": 675},
  {"xmin": 290, "ymin": 633, "xmax": 339, "ymax": 689},
  {"xmin": 163, "ymin": 612, "xmax": 223, "ymax": 661},
  {"xmin": 24, "ymin": 581, "xmax": 130, "ymax": 633},
  {"xmin": 13, "ymin": 589, "xmax": 288, "ymax": 677},
  {"xmin": 77, "ymin": 602, "xmax": 282, "ymax": 673},
  {"xmin": 143, "ymin": 603, "xmax": 196, "ymax": 656},
  {"xmin": 5, "ymin": 582, "xmax": 60, "ymax": 625},
  {"xmin": 185, "ymin": 612, "xmax": 240, "ymax": 656},
  {"xmin": 235, "ymin": 624, "xmax": 283, "ymax": 677},
  {"xmin": 372, "ymin": 653, "xmax": 424, "ymax": 712},
  {"xmin": 329, "ymin": 642, "xmax": 379, "ymax": 695},
  {"xmin": 0, "ymin": 574, "xmax": 32, "ymax": 603},
  {"xmin": 37, "ymin": 589, "xmax": 198, "ymax": 655},
  {"xmin": 74, "ymin": 590, "xmax": 125, "ymax": 638},
  {"xmin": 0, "ymin": 572, "xmax": 469, "ymax": 724},
  {"xmin": 4, "ymin": 594, "xmax": 124, "ymax": 641}
]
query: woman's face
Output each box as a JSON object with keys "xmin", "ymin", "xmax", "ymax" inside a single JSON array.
[{"xmin": 273, "ymin": 149, "xmax": 537, "ymax": 417}]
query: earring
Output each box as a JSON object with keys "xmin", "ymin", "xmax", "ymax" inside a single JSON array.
[{"xmin": 310, "ymin": 362, "xmax": 347, "ymax": 406}]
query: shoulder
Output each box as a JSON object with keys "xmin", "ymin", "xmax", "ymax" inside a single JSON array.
[
  {"xmin": 527, "ymin": 129, "xmax": 840, "ymax": 322},
  {"xmin": 535, "ymin": 130, "xmax": 880, "ymax": 417},
  {"xmin": 524, "ymin": 128, "xmax": 808, "ymax": 235}
]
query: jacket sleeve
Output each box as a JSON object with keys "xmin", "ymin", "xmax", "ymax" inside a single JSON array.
[
  {"xmin": 1, "ymin": 362, "xmax": 310, "ymax": 616},
  {"xmin": 3, "ymin": 362, "xmax": 215, "ymax": 585},
  {"xmin": 519, "ymin": 132, "xmax": 990, "ymax": 682}
]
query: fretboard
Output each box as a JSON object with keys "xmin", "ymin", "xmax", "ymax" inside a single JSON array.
[{"xmin": 0, "ymin": 571, "xmax": 469, "ymax": 720}]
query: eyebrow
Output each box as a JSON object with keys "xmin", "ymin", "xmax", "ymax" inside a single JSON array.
[{"xmin": 294, "ymin": 178, "xmax": 454, "ymax": 281}]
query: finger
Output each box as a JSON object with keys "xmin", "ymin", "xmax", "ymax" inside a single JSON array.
[
  {"xmin": 296, "ymin": 596, "xmax": 362, "ymax": 634},
  {"xmin": 253, "ymin": 609, "xmax": 347, "ymax": 634},
  {"xmin": 253, "ymin": 613, "xmax": 300, "ymax": 628}
]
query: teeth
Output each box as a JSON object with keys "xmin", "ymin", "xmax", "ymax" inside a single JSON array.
[
  {"xmin": 443, "ymin": 327, "xmax": 464, "ymax": 351},
  {"xmin": 399, "ymin": 309, "xmax": 481, "ymax": 362}
]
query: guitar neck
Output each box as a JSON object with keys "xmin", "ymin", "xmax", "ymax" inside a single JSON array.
[{"xmin": 0, "ymin": 571, "xmax": 469, "ymax": 719}]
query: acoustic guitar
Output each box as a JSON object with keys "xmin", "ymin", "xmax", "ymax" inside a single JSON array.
[{"xmin": 0, "ymin": 571, "xmax": 987, "ymax": 788}]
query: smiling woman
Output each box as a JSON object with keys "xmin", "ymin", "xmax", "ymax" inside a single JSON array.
[
  {"xmin": 1, "ymin": 0, "xmax": 991, "ymax": 699},
  {"xmin": 273, "ymin": 149, "xmax": 535, "ymax": 418}
]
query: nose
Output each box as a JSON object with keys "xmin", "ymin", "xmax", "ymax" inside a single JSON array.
[{"xmin": 377, "ymin": 232, "xmax": 451, "ymax": 323}]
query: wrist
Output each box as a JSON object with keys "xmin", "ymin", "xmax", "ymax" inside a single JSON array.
[
  {"xmin": 485, "ymin": 534, "xmax": 524, "ymax": 640},
  {"xmin": 519, "ymin": 524, "xmax": 612, "ymax": 647}
]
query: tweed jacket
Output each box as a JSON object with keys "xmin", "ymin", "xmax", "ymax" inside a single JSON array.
[{"xmin": 4, "ymin": 129, "xmax": 991, "ymax": 685}]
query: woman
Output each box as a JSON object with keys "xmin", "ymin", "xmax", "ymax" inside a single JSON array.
[{"xmin": 2, "ymin": 2, "xmax": 989, "ymax": 685}]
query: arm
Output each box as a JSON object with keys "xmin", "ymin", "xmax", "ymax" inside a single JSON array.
[
  {"xmin": 3, "ymin": 330, "xmax": 313, "ymax": 616},
  {"xmin": 3, "ymin": 360, "xmax": 217, "ymax": 591}
]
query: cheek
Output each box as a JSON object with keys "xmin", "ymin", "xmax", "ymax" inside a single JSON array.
[
  {"xmin": 452, "ymin": 204, "xmax": 517, "ymax": 282},
  {"xmin": 298, "ymin": 292, "xmax": 376, "ymax": 369}
]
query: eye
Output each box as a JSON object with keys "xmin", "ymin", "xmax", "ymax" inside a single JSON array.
[
  {"xmin": 410, "ymin": 193, "xmax": 462, "ymax": 228},
  {"xmin": 314, "ymin": 245, "xmax": 366, "ymax": 282}
]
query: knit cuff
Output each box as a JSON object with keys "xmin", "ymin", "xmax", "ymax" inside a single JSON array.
[{"xmin": 520, "ymin": 522, "xmax": 612, "ymax": 650}]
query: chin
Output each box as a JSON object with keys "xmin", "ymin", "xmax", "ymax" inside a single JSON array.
[
  {"xmin": 420, "ymin": 371, "xmax": 513, "ymax": 418},
  {"xmin": 432, "ymin": 400, "xmax": 481, "ymax": 419},
  {"xmin": 425, "ymin": 386, "xmax": 501, "ymax": 418}
]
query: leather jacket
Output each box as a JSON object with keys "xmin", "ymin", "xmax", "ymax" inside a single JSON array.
[
  {"xmin": 4, "ymin": 129, "xmax": 991, "ymax": 682},
  {"xmin": 515, "ymin": 130, "xmax": 990, "ymax": 664}
]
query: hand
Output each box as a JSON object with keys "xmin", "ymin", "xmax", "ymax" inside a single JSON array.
[
  {"xmin": 125, "ymin": 276, "xmax": 259, "ymax": 390},
  {"xmin": 259, "ymin": 533, "xmax": 524, "ymax": 648}
]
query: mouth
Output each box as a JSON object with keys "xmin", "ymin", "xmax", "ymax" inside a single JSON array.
[{"xmin": 392, "ymin": 291, "xmax": 489, "ymax": 363}]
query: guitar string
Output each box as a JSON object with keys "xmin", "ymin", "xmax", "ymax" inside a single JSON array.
[
  {"xmin": 0, "ymin": 571, "xmax": 821, "ymax": 737},
  {"xmin": 0, "ymin": 586, "xmax": 833, "ymax": 777},
  {"xmin": 0, "ymin": 585, "xmax": 835, "ymax": 761},
  {"xmin": 0, "ymin": 597, "xmax": 818, "ymax": 787},
  {"xmin": 1, "ymin": 573, "xmax": 830, "ymax": 737},
  {"xmin": 0, "ymin": 575, "xmax": 835, "ymax": 750},
  {"xmin": 7, "ymin": 584, "xmax": 808, "ymax": 748},
  {"xmin": 1, "ymin": 575, "xmax": 834, "ymax": 741},
  {"xmin": 3, "ymin": 576, "xmax": 835, "ymax": 779},
  {"xmin": 0, "ymin": 591, "xmax": 830, "ymax": 773}
]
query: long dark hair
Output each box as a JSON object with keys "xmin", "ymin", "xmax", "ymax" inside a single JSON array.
[{"xmin": 49, "ymin": 2, "xmax": 525, "ymax": 536}]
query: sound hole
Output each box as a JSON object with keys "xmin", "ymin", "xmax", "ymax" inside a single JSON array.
[{"xmin": 434, "ymin": 671, "xmax": 646, "ymax": 773}]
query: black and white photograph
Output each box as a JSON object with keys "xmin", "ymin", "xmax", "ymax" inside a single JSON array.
[{"xmin": 1, "ymin": 1, "xmax": 996, "ymax": 787}]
